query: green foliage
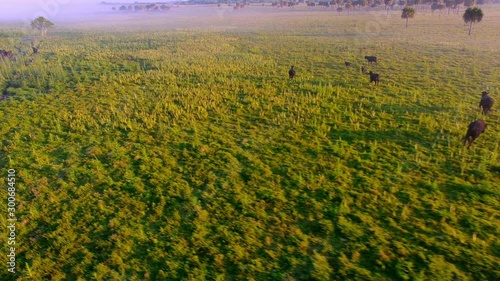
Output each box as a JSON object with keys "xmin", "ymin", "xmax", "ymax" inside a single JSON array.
[
  {"xmin": 402, "ymin": 6, "xmax": 416, "ymax": 27},
  {"xmin": 0, "ymin": 6, "xmax": 499, "ymax": 281},
  {"xmin": 311, "ymin": 251, "xmax": 333, "ymax": 281},
  {"xmin": 463, "ymin": 7, "xmax": 484, "ymax": 23},
  {"xmin": 30, "ymin": 17, "xmax": 55, "ymax": 37},
  {"xmin": 463, "ymin": 7, "xmax": 484, "ymax": 35},
  {"xmin": 402, "ymin": 6, "xmax": 416, "ymax": 18}
]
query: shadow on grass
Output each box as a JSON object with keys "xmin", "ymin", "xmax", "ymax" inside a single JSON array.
[
  {"xmin": 379, "ymin": 103, "xmax": 450, "ymax": 115},
  {"xmin": 327, "ymin": 128, "xmax": 429, "ymax": 148},
  {"xmin": 440, "ymin": 180, "xmax": 499, "ymax": 202}
]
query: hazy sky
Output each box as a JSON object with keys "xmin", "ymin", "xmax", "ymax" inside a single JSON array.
[{"xmin": 0, "ymin": 0, "xmax": 146, "ymax": 21}]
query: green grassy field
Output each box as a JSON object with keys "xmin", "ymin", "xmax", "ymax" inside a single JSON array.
[{"xmin": 1, "ymin": 4, "xmax": 499, "ymax": 280}]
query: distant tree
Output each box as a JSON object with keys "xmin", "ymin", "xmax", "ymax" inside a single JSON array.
[
  {"xmin": 431, "ymin": 2, "xmax": 445, "ymax": 14},
  {"xmin": 384, "ymin": 0, "xmax": 394, "ymax": 14},
  {"xmin": 359, "ymin": 0, "xmax": 368, "ymax": 9},
  {"xmin": 401, "ymin": 6, "xmax": 416, "ymax": 27},
  {"xmin": 345, "ymin": 2, "xmax": 353, "ymax": 13},
  {"xmin": 463, "ymin": 7, "xmax": 483, "ymax": 35},
  {"xmin": 464, "ymin": 0, "xmax": 474, "ymax": 6},
  {"xmin": 454, "ymin": 0, "xmax": 464, "ymax": 13},
  {"xmin": 30, "ymin": 17, "xmax": 54, "ymax": 37},
  {"xmin": 445, "ymin": 0, "xmax": 454, "ymax": 13}
]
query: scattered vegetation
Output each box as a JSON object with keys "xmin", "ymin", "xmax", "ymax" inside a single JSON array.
[{"xmin": 0, "ymin": 5, "xmax": 499, "ymax": 281}]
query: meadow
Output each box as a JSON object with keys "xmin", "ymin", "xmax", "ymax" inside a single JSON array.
[{"xmin": 0, "ymin": 4, "xmax": 499, "ymax": 280}]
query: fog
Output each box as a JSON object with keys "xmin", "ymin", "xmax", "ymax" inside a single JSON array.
[
  {"xmin": 0, "ymin": 1, "xmax": 106, "ymax": 22},
  {"xmin": 0, "ymin": 0, "xmax": 284, "ymax": 33},
  {"xmin": 0, "ymin": 0, "xmax": 182, "ymax": 23}
]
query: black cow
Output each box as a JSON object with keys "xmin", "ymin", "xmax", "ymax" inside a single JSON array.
[
  {"xmin": 0, "ymin": 50, "xmax": 14, "ymax": 60},
  {"xmin": 479, "ymin": 91, "xmax": 494, "ymax": 114},
  {"xmin": 364, "ymin": 56, "xmax": 377, "ymax": 64},
  {"xmin": 345, "ymin": 61, "xmax": 351, "ymax": 67},
  {"xmin": 368, "ymin": 71, "xmax": 379, "ymax": 85},
  {"xmin": 464, "ymin": 120, "xmax": 487, "ymax": 149},
  {"xmin": 289, "ymin": 66, "xmax": 296, "ymax": 80}
]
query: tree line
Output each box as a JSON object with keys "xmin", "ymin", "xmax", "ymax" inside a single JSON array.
[{"xmin": 112, "ymin": 3, "xmax": 171, "ymax": 11}]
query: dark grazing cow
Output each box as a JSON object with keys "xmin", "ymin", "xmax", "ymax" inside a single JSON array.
[
  {"xmin": 0, "ymin": 50, "xmax": 14, "ymax": 60},
  {"xmin": 464, "ymin": 120, "xmax": 487, "ymax": 149},
  {"xmin": 364, "ymin": 56, "xmax": 377, "ymax": 64},
  {"xmin": 30, "ymin": 40, "xmax": 41, "ymax": 54},
  {"xmin": 368, "ymin": 71, "xmax": 379, "ymax": 85},
  {"xmin": 345, "ymin": 61, "xmax": 351, "ymax": 67},
  {"xmin": 289, "ymin": 66, "xmax": 296, "ymax": 80},
  {"xmin": 479, "ymin": 91, "xmax": 494, "ymax": 114}
]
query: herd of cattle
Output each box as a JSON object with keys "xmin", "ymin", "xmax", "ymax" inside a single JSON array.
[
  {"xmin": 0, "ymin": 42, "xmax": 40, "ymax": 66},
  {"xmin": 288, "ymin": 55, "xmax": 494, "ymax": 149},
  {"xmin": 0, "ymin": 47, "xmax": 496, "ymax": 149},
  {"xmin": 466, "ymin": 92, "xmax": 494, "ymax": 148}
]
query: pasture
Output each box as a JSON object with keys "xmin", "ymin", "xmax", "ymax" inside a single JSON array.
[{"xmin": 1, "ymin": 4, "xmax": 499, "ymax": 280}]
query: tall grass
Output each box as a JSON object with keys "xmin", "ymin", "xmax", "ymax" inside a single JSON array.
[{"xmin": 0, "ymin": 5, "xmax": 499, "ymax": 280}]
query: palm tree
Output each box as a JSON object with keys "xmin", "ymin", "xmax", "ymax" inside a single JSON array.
[
  {"xmin": 463, "ymin": 7, "xmax": 483, "ymax": 35},
  {"xmin": 385, "ymin": 0, "xmax": 394, "ymax": 14},
  {"xmin": 401, "ymin": 6, "xmax": 416, "ymax": 27},
  {"xmin": 464, "ymin": 0, "xmax": 475, "ymax": 7},
  {"xmin": 31, "ymin": 17, "xmax": 54, "ymax": 37},
  {"xmin": 345, "ymin": 2, "xmax": 353, "ymax": 14}
]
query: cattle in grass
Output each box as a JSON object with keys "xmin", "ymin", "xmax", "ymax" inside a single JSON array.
[
  {"xmin": 368, "ymin": 71, "xmax": 379, "ymax": 85},
  {"xmin": 345, "ymin": 61, "xmax": 351, "ymax": 67},
  {"xmin": 479, "ymin": 91, "xmax": 494, "ymax": 114},
  {"xmin": 0, "ymin": 50, "xmax": 14, "ymax": 60},
  {"xmin": 364, "ymin": 56, "xmax": 377, "ymax": 64},
  {"xmin": 463, "ymin": 120, "xmax": 487, "ymax": 149},
  {"xmin": 289, "ymin": 66, "xmax": 296, "ymax": 80}
]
